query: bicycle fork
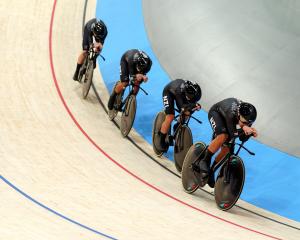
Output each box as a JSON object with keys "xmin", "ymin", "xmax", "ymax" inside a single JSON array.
[{"xmin": 123, "ymin": 95, "xmax": 134, "ymax": 116}]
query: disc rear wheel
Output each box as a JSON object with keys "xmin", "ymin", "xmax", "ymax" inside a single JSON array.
[
  {"xmin": 152, "ymin": 111, "xmax": 166, "ymax": 156},
  {"xmin": 181, "ymin": 142, "xmax": 206, "ymax": 193},
  {"xmin": 214, "ymin": 156, "xmax": 245, "ymax": 211}
]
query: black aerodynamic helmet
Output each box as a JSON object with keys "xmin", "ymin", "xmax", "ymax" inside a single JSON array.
[
  {"xmin": 238, "ymin": 102, "xmax": 257, "ymax": 124},
  {"xmin": 91, "ymin": 19, "xmax": 107, "ymax": 41},
  {"xmin": 133, "ymin": 50, "xmax": 152, "ymax": 72},
  {"xmin": 184, "ymin": 81, "xmax": 202, "ymax": 102}
]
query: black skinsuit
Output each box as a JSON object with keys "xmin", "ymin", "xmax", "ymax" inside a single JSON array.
[
  {"xmin": 162, "ymin": 79, "xmax": 200, "ymax": 115},
  {"xmin": 119, "ymin": 49, "xmax": 152, "ymax": 82},
  {"xmin": 208, "ymin": 97, "xmax": 244, "ymax": 141},
  {"xmin": 82, "ymin": 18, "xmax": 107, "ymax": 50}
]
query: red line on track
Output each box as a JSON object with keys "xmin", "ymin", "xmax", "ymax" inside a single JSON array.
[{"xmin": 49, "ymin": 1, "xmax": 282, "ymax": 239}]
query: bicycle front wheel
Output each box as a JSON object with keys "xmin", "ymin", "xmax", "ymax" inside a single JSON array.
[
  {"xmin": 120, "ymin": 95, "xmax": 137, "ymax": 137},
  {"xmin": 82, "ymin": 60, "xmax": 93, "ymax": 99},
  {"xmin": 174, "ymin": 125, "xmax": 193, "ymax": 173}
]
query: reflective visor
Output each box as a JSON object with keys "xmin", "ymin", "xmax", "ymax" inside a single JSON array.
[{"xmin": 239, "ymin": 115, "xmax": 249, "ymax": 124}]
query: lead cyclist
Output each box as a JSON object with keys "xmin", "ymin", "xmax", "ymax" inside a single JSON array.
[{"xmin": 73, "ymin": 18, "xmax": 108, "ymax": 81}]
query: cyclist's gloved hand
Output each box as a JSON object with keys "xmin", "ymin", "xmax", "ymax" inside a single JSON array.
[
  {"xmin": 135, "ymin": 73, "xmax": 147, "ymax": 83},
  {"xmin": 182, "ymin": 103, "xmax": 201, "ymax": 113},
  {"xmin": 194, "ymin": 103, "xmax": 201, "ymax": 111},
  {"xmin": 135, "ymin": 74, "xmax": 143, "ymax": 81},
  {"xmin": 93, "ymin": 42, "xmax": 103, "ymax": 52},
  {"xmin": 182, "ymin": 103, "xmax": 194, "ymax": 112},
  {"xmin": 143, "ymin": 75, "xmax": 148, "ymax": 83},
  {"xmin": 239, "ymin": 132, "xmax": 251, "ymax": 142}
]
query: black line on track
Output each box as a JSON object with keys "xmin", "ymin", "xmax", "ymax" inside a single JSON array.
[{"xmin": 82, "ymin": 0, "xmax": 88, "ymax": 35}]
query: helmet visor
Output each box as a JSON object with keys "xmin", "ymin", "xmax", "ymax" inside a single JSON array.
[
  {"xmin": 94, "ymin": 36, "xmax": 101, "ymax": 42},
  {"xmin": 185, "ymin": 84, "xmax": 198, "ymax": 101},
  {"xmin": 136, "ymin": 61, "xmax": 147, "ymax": 72},
  {"xmin": 239, "ymin": 115, "xmax": 249, "ymax": 125},
  {"xmin": 185, "ymin": 92, "xmax": 194, "ymax": 101}
]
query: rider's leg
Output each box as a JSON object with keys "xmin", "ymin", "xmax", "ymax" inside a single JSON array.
[
  {"xmin": 159, "ymin": 114, "xmax": 174, "ymax": 149},
  {"xmin": 108, "ymin": 57, "xmax": 130, "ymax": 110},
  {"xmin": 208, "ymin": 133, "xmax": 228, "ymax": 153},
  {"xmin": 201, "ymin": 133, "xmax": 228, "ymax": 169},
  {"xmin": 132, "ymin": 79, "xmax": 141, "ymax": 95},
  {"xmin": 207, "ymin": 144, "xmax": 230, "ymax": 188},
  {"xmin": 156, "ymin": 89, "xmax": 175, "ymax": 151},
  {"xmin": 132, "ymin": 74, "xmax": 146, "ymax": 95},
  {"xmin": 74, "ymin": 28, "xmax": 89, "ymax": 81},
  {"xmin": 115, "ymin": 81, "xmax": 128, "ymax": 94},
  {"xmin": 196, "ymin": 108, "xmax": 229, "ymax": 177},
  {"xmin": 160, "ymin": 114, "xmax": 174, "ymax": 134},
  {"xmin": 214, "ymin": 145, "xmax": 230, "ymax": 163},
  {"xmin": 77, "ymin": 51, "xmax": 87, "ymax": 65},
  {"xmin": 73, "ymin": 51, "xmax": 87, "ymax": 81},
  {"xmin": 107, "ymin": 81, "xmax": 128, "ymax": 110}
]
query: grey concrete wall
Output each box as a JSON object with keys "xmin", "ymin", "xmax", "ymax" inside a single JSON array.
[{"xmin": 143, "ymin": 0, "xmax": 300, "ymax": 157}]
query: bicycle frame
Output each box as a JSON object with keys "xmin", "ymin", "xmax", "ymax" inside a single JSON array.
[
  {"xmin": 86, "ymin": 46, "xmax": 104, "ymax": 66},
  {"xmin": 120, "ymin": 78, "xmax": 148, "ymax": 113},
  {"xmin": 174, "ymin": 115, "xmax": 189, "ymax": 135},
  {"xmin": 210, "ymin": 135, "xmax": 255, "ymax": 180},
  {"xmin": 79, "ymin": 45, "xmax": 105, "ymax": 82},
  {"xmin": 173, "ymin": 108, "xmax": 202, "ymax": 134},
  {"xmin": 87, "ymin": 43, "xmax": 105, "ymax": 61}
]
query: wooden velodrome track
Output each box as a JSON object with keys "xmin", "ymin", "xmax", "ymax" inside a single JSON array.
[{"xmin": 0, "ymin": 0, "xmax": 299, "ymax": 239}]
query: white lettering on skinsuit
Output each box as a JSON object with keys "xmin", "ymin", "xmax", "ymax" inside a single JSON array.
[
  {"xmin": 163, "ymin": 96, "xmax": 169, "ymax": 107},
  {"xmin": 210, "ymin": 117, "xmax": 216, "ymax": 131}
]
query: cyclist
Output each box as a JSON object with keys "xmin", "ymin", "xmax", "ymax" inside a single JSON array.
[
  {"xmin": 107, "ymin": 49, "xmax": 152, "ymax": 110},
  {"xmin": 194, "ymin": 98, "xmax": 258, "ymax": 187},
  {"xmin": 157, "ymin": 79, "xmax": 202, "ymax": 153},
  {"xmin": 73, "ymin": 18, "xmax": 108, "ymax": 81}
]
